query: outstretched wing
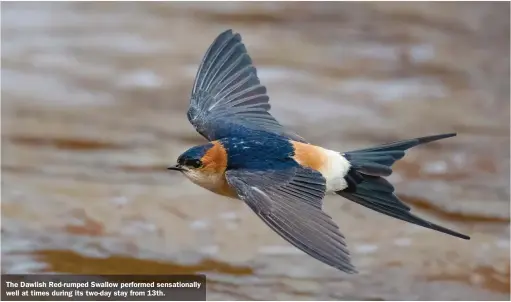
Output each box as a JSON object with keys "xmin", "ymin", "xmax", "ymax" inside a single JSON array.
[
  {"xmin": 187, "ymin": 29, "xmax": 306, "ymax": 143},
  {"xmin": 225, "ymin": 167, "xmax": 357, "ymax": 273}
]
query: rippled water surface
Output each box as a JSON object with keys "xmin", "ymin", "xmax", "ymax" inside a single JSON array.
[{"xmin": 2, "ymin": 2, "xmax": 510, "ymax": 300}]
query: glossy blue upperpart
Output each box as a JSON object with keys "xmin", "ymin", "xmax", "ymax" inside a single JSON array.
[
  {"xmin": 178, "ymin": 143, "xmax": 214, "ymax": 164},
  {"xmin": 218, "ymin": 129, "xmax": 298, "ymax": 171},
  {"xmin": 205, "ymin": 119, "xmax": 249, "ymax": 142}
]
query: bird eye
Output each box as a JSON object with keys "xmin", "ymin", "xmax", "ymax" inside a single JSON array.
[{"xmin": 186, "ymin": 159, "xmax": 202, "ymax": 168}]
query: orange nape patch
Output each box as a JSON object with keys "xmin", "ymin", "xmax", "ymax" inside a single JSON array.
[
  {"xmin": 201, "ymin": 141, "xmax": 228, "ymax": 174},
  {"xmin": 291, "ymin": 141, "xmax": 327, "ymax": 172}
]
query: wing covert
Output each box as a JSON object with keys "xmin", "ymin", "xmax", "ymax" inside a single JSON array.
[{"xmin": 187, "ymin": 29, "xmax": 306, "ymax": 142}]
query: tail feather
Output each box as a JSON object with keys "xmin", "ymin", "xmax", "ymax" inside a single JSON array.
[
  {"xmin": 344, "ymin": 133, "xmax": 457, "ymax": 177},
  {"xmin": 337, "ymin": 133, "xmax": 470, "ymax": 240}
]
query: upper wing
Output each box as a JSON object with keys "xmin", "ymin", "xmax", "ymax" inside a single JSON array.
[
  {"xmin": 225, "ymin": 167, "xmax": 357, "ymax": 273},
  {"xmin": 187, "ymin": 29, "xmax": 306, "ymax": 143}
]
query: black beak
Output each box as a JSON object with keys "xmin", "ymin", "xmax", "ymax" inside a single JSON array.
[{"xmin": 167, "ymin": 165, "xmax": 184, "ymax": 172}]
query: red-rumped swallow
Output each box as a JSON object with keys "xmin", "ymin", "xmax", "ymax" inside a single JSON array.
[{"xmin": 169, "ymin": 29, "xmax": 470, "ymax": 273}]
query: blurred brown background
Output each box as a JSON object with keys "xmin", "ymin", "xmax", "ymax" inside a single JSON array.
[{"xmin": 1, "ymin": 2, "xmax": 510, "ymax": 300}]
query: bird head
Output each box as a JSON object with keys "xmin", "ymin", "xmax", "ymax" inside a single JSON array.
[
  {"xmin": 169, "ymin": 142, "xmax": 228, "ymax": 190},
  {"xmin": 169, "ymin": 144, "xmax": 214, "ymax": 172}
]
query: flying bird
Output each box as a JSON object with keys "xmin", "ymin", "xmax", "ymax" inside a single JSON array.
[{"xmin": 168, "ymin": 29, "xmax": 470, "ymax": 273}]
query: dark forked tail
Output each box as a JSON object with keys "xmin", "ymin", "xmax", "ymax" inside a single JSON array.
[{"xmin": 337, "ymin": 133, "xmax": 470, "ymax": 240}]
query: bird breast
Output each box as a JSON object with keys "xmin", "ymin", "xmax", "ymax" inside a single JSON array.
[{"xmin": 183, "ymin": 169, "xmax": 238, "ymax": 198}]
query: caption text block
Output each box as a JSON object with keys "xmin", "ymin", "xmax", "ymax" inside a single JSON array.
[{"xmin": 1, "ymin": 274, "xmax": 206, "ymax": 301}]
